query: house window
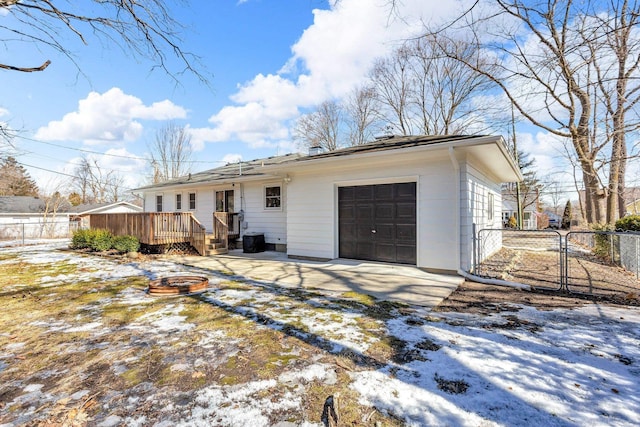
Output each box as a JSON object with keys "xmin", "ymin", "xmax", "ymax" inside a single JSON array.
[
  {"xmin": 176, "ymin": 194, "xmax": 182, "ymax": 210},
  {"xmin": 156, "ymin": 195, "xmax": 163, "ymax": 212},
  {"xmin": 189, "ymin": 192, "xmax": 196, "ymax": 210},
  {"xmin": 265, "ymin": 186, "xmax": 281, "ymax": 209},
  {"xmin": 487, "ymin": 193, "xmax": 494, "ymax": 221}
]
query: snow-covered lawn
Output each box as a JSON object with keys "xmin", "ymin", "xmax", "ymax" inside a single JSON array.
[{"xmin": 1, "ymin": 241, "xmax": 639, "ymax": 426}]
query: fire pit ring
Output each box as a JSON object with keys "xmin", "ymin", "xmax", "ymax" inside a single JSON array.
[{"xmin": 148, "ymin": 275, "xmax": 209, "ymax": 296}]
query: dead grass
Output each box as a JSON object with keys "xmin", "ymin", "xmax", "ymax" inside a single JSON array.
[{"xmin": 0, "ymin": 253, "xmax": 409, "ymax": 426}]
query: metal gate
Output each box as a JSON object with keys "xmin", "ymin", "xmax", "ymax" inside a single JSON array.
[{"xmin": 474, "ymin": 228, "xmax": 640, "ymax": 299}]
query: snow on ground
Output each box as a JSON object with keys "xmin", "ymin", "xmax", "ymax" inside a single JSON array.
[{"xmin": 1, "ymin": 241, "xmax": 639, "ymax": 426}]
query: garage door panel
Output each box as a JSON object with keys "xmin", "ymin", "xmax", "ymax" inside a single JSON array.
[
  {"xmin": 339, "ymin": 205, "xmax": 355, "ymax": 220},
  {"xmin": 355, "ymin": 185, "xmax": 374, "ymax": 200},
  {"xmin": 395, "ymin": 182, "xmax": 416, "ymax": 199},
  {"xmin": 339, "ymin": 186, "xmax": 355, "ymax": 201},
  {"xmin": 375, "ymin": 184, "xmax": 393, "ymax": 199},
  {"xmin": 375, "ymin": 223, "xmax": 395, "ymax": 240},
  {"xmin": 356, "ymin": 242, "xmax": 374, "ymax": 259},
  {"xmin": 375, "ymin": 203, "xmax": 394, "ymax": 219},
  {"xmin": 396, "ymin": 224, "xmax": 416, "ymax": 242},
  {"xmin": 396, "ymin": 245, "xmax": 417, "ymax": 264},
  {"xmin": 375, "ymin": 243, "xmax": 396, "ymax": 262},
  {"xmin": 356, "ymin": 204, "xmax": 374, "ymax": 220},
  {"xmin": 356, "ymin": 224, "xmax": 373, "ymax": 240},
  {"xmin": 396, "ymin": 202, "xmax": 416, "ymax": 218}
]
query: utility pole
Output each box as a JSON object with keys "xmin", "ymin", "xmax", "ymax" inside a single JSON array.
[{"xmin": 511, "ymin": 106, "xmax": 523, "ymax": 229}]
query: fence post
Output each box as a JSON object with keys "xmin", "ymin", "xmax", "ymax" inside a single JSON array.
[
  {"xmin": 472, "ymin": 223, "xmax": 477, "ymax": 274},
  {"xmin": 22, "ymin": 223, "xmax": 25, "ymax": 246}
]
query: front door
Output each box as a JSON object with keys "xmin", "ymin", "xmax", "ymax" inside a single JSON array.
[{"xmin": 338, "ymin": 182, "xmax": 416, "ymax": 264}]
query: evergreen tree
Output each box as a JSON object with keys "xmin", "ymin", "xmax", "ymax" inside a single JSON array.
[
  {"xmin": 0, "ymin": 157, "xmax": 39, "ymax": 196},
  {"xmin": 562, "ymin": 200, "xmax": 572, "ymax": 230}
]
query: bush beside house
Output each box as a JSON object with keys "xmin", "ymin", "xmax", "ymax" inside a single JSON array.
[{"xmin": 71, "ymin": 229, "xmax": 139, "ymax": 253}]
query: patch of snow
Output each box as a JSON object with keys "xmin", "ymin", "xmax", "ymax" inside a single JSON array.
[
  {"xmin": 70, "ymin": 389, "xmax": 90, "ymax": 400},
  {"xmin": 65, "ymin": 321, "xmax": 102, "ymax": 333},
  {"xmin": 176, "ymin": 379, "xmax": 303, "ymax": 427},
  {"xmin": 97, "ymin": 415, "xmax": 123, "ymax": 427}
]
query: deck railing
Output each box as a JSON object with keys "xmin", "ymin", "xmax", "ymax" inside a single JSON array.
[
  {"xmin": 213, "ymin": 212, "xmax": 240, "ymax": 249},
  {"xmin": 89, "ymin": 212, "xmax": 207, "ymax": 255}
]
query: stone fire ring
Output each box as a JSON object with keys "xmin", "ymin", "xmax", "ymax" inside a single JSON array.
[{"xmin": 148, "ymin": 276, "xmax": 209, "ymax": 296}]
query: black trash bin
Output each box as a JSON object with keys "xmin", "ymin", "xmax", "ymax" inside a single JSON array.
[{"xmin": 243, "ymin": 232, "xmax": 265, "ymax": 253}]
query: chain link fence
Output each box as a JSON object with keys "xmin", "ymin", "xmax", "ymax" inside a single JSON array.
[
  {"xmin": 474, "ymin": 229, "xmax": 563, "ymax": 291},
  {"xmin": 0, "ymin": 221, "xmax": 79, "ymax": 245},
  {"xmin": 566, "ymin": 231, "xmax": 640, "ymax": 297},
  {"xmin": 474, "ymin": 228, "xmax": 640, "ymax": 300}
]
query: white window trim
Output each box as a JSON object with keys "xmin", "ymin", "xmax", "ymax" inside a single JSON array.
[
  {"xmin": 188, "ymin": 191, "xmax": 197, "ymax": 211},
  {"xmin": 487, "ymin": 192, "xmax": 494, "ymax": 221},
  {"xmin": 175, "ymin": 193, "xmax": 182, "ymax": 211},
  {"xmin": 264, "ymin": 185, "xmax": 282, "ymax": 210},
  {"xmin": 155, "ymin": 193, "xmax": 164, "ymax": 212}
]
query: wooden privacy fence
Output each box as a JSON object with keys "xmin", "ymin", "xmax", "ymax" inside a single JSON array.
[{"xmin": 89, "ymin": 212, "xmax": 207, "ymax": 255}]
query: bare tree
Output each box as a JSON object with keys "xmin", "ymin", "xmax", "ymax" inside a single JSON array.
[
  {"xmin": 583, "ymin": 0, "xmax": 640, "ymax": 222},
  {"xmin": 409, "ymin": 35, "xmax": 497, "ymax": 135},
  {"xmin": 433, "ymin": 0, "xmax": 640, "ymax": 224},
  {"xmin": 293, "ymin": 101, "xmax": 342, "ymax": 152},
  {"xmin": 370, "ymin": 46, "xmax": 414, "ymax": 135},
  {"xmin": 72, "ymin": 156, "xmax": 124, "ymax": 203},
  {"xmin": 344, "ymin": 85, "xmax": 380, "ymax": 146},
  {"xmin": 368, "ymin": 37, "xmax": 498, "ymax": 137},
  {"xmin": 149, "ymin": 122, "xmax": 193, "ymax": 183},
  {"xmin": 0, "ymin": 0, "xmax": 205, "ymax": 81}
]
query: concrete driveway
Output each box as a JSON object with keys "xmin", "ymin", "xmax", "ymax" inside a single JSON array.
[{"xmin": 171, "ymin": 250, "xmax": 463, "ymax": 309}]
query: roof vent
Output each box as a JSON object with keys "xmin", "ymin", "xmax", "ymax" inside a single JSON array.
[{"xmin": 309, "ymin": 145, "xmax": 323, "ymax": 156}]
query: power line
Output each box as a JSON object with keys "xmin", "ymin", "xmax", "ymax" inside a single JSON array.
[{"xmin": 14, "ymin": 134, "xmax": 225, "ymax": 165}]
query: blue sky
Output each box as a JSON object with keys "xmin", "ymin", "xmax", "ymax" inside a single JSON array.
[
  {"xmin": 2, "ymin": 0, "xmax": 625, "ymax": 204},
  {"xmin": 3, "ymin": 0, "xmax": 472, "ymax": 193}
]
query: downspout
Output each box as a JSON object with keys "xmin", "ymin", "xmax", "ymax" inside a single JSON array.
[{"xmin": 448, "ymin": 147, "xmax": 461, "ymax": 273}]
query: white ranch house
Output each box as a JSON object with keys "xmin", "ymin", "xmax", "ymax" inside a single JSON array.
[{"xmin": 134, "ymin": 135, "xmax": 522, "ymax": 274}]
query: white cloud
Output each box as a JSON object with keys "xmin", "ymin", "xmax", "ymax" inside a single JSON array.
[
  {"xmin": 0, "ymin": 107, "xmax": 9, "ymax": 117},
  {"xmin": 195, "ymin": 0, "xmax": 471, "ymax": 149},
  {"xmin": 35, "ymin": 87, "xmax": 186, "ymax": 145}
]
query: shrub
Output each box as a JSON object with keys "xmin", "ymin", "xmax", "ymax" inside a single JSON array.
[
  {"xmin": 591, "ymin": 223, "xmax": 615, "ymax": 259},
  {"xmin": 508, "ymin": 215, "xmax": 517, "ymax": 228},
  {"xmin": 615, "ymin": 215, "xmax": 640, "ymax": 232},
  {"xmin": 70, "ymin": 228, "xmax": 92, "ymax": 249},
  {"xmin": 112, "ymin": 235, "xmax": 140, "ymax": 253},
  {"xmin": 561, "ymin": 200, "xmax": 572, "ymax": 229},
  {"xmin": 89, "ymin": 229, "xmax": 113, "ymax": 252}
]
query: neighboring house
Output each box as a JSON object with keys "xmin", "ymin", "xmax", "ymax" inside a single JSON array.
[
  {"xmin": 501, "ymin": 196, "xmax": 539, "ymax": 230},
  {"xmin": 134, "ymin": 135, "xmax": 522, "ymax": 274},
  {"xmin": 68, "ymin": 201, "xmax": 143, "ymax": 229},
  {"xmin": 0, "ymin": 196, "xmax": 72, "ymax": 239}
]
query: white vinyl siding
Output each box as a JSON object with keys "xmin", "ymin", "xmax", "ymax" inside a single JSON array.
[
  {"xmin": 241, "ymin": 181, "xmax": 287, "ymax": 245},
  {"xmin": 286, "ymin": 151, "xmax": 458, "ymax": 271},
  {"xmin": 459, "ymin": 162, "xmax": 502, "ymax": 272}
]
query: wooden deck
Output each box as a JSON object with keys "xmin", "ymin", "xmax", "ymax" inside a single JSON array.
[
  {"xmin": 89, "ymin": 212, "xmax": 208, "ymax": 255},
  {"xmin": 88, "ymin": 212, "xmax": 240, "ymax": 256}
]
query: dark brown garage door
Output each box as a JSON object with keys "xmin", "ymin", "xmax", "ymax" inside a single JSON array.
[{"xmin": 338, "ymin": 182, "xmax": 416, "ymax": 264}]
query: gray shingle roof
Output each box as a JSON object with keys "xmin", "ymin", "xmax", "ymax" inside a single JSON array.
[
  {"xmin": 134, "ymin": 134, "xmax": 501, "ymax": 192},
  {"xmin": 134, "ymin": 152, "xmax": 303, "ymax": 191},
  {"xmin": 0, "ymin": 196, "xmax": 71, "ymax": 214}
]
